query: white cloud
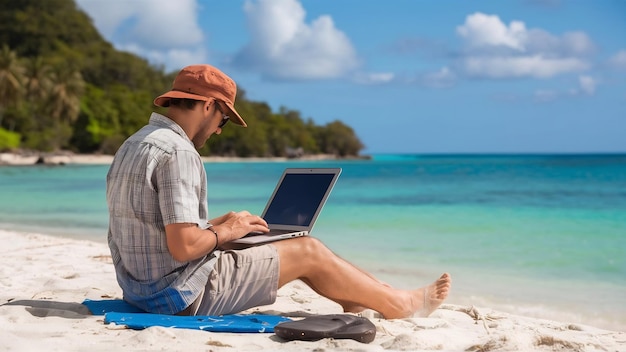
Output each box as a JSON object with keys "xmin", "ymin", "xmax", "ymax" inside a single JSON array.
[
  {"xmin": 463, "ymin": 55, "xmax": 589, "ymax": 78},
  {"xmin": 76, "ymin": 0, "xmax": 205, "ymax": 71},
  {"xmin": 233, "ymin": 0, "xmax": 359, "ymax": 80},
  {"xmin": 534, "ymin": 75, "xmax": 597, "ymax": 103},
  {"xmin": 560, "ymin": 31, "xmax": 595, "ymax": 55},
  {"xmin": 127, "ymin": 1, "xmax": 203, "ymax": 49},
  {"xmin": 456, "ymin": 12, "xmax": 593, "ymax": 79},
  {"xmin": 457, "ymin": 12, "xmax": 527, "ymax": 52},
  {"xmin": 119, "ymin": 44, "xmax": 208, "ymax": 73},
  {"xmin": 352, "ymin": 72, "xmax": 395, "ymax": 85},
  {"xmin": 578, "ymin": 75, "xmax": 596, "ymax": 95},
  {"xmin": 75, "ymin": 0, "xmax": 133, "ymax": 38},
  {"xmin": 609, "ymin": 50, "xmax": 626, "ymax": 69},
  {"xmin": 423, "ymin": 67, "xmax": 457, "ymax": 88}
]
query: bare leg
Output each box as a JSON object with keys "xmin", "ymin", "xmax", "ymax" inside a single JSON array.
[
  {"xmin": 299, "ymin": 277, "xmax": 368, "ymax": 314},
  {"xmin": 300, "ymin": 262, "xmax": 392, "ymax": 313},
  {"xmin": 272, "ymin": 237, "xmax": 451, "ymax": 319}
]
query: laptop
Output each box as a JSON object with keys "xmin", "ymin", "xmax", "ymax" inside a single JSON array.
[{"xmin": 231, "ymin": 167, "xmax": 341, "ymax": 245}]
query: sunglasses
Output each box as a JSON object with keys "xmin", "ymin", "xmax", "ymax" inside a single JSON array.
[
  {"xmin": 219, "ymin": 115, "xmax": 229, "ymax": 128},
  {"xmin": 215, "ymin": 102, "xmax": 230, "ymax": 128}
]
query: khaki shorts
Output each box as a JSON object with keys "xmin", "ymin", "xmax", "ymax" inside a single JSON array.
[{"xmin": 195, "ymin": 244, "xmax": 280, "ymax": 316}]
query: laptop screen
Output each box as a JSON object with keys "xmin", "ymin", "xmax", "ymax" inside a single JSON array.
[{"xmin": 263, "ymin": 173, "xmax": 336, "ymax": 226}]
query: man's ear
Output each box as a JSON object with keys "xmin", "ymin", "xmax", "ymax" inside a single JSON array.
[{"xmin": 203, "ymin": 99, "xmax": 215, "ymax": 111}]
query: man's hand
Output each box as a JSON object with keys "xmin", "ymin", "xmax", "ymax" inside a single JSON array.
[
  {"xmin": 165, "ymin": 211, "xmax": 269, "ymax": 262},
  {"xmin": 211, "ymin": 211, "xmax": 269, "ymax": 242}
]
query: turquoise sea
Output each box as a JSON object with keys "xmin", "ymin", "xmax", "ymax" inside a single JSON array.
[{"xmin": 0, "ymin": 154, "xmax": 624, "ymax": 331}]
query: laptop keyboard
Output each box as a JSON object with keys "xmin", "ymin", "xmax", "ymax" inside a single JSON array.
[{"xmin": 248, "ymin": 230, "xmax": 292, "ymax": 237}]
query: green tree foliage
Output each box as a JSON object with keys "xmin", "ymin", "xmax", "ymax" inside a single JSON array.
[
  {"xmin": 0, "ymin": 0, "xmax": 103, "ymax": 59},
  {"xmin": 0, "ymin": 0, "xmax": 365, "ymax": 157},
  {"xmin": 0, "ymin": 127, "xmax": 20, "ymax": 150},
  {"xmin": 317, "ymin": 120, "xmax": 364, "ymax": 157},
  {"xmin": 0, "ymin": 45, "xmax": 24, "ymax": 130}
]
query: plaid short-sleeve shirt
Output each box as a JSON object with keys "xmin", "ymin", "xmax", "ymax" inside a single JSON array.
[{"xmin": 106, "ymin": 112, "xmax": 217, "ymax": 314}]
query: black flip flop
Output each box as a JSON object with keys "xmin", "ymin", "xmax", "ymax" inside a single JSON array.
[{"xmin": 274, "ymin": 314, "xmax": 376, "ymax": 343}]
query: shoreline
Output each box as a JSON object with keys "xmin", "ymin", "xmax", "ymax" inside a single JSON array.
[
  {"xmin": 3, "ymin": 152, "xmax": 624, "ymax": 166},
  {"xmin": 0, "ymin": 152, "xmax": 366, "ymax": 166},
  {"xmin": 0, "ymin": 229, "xmax": 624, "ymax": 351}
]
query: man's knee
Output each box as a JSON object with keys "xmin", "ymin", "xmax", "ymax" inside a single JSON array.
[
  {"xmin": 299, "ymin": 236, "xmax": 326, "ymax": 254},
  {"xmin": 275, "ymin": 236, "xmax": 328, "ymax": 261}
]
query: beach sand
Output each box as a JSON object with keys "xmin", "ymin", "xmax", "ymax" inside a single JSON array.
[
  {"xmin": 0, "ymin": 152, "xmax": 342, "ymax": 166},
  {"xmin": 0, "ymin": 229, "xmax": 623, "ymax": 352}
]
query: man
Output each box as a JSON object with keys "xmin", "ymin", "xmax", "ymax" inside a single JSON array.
[{"xmin": 106, "ymin": 64, "xmax": 451, "ymax": 318}]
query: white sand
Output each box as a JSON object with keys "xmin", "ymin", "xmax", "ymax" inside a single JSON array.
[
  {"xmin": 0, "ymin": 152, "xmax": 341, "ymax": 166},
  {"xmin": 0, "ymin": 230, "xmax": 623, "ymax": 352}
]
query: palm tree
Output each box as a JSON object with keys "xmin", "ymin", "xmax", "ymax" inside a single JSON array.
[
  {"xmin": 23, "ymin": 56, "xmax": 51, "ymax": 102},
  {"xmin": 23, "ymin": 58, "xmax": 52, "ymax": 125},
  {"xmin": 46, "ymin": 63, "xmax": 84, "ymax": 124},
  {"xmin": 33, "ymin": 63, "xmax": 85, "ymax": 150},
  {"xmin": 0, "ymin": 45, "xmax": 24, "ymax": 127}
]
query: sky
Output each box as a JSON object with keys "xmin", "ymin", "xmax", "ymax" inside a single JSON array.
[{"xmin": 74, "ymin": 0, "xmax": 626, "ymax": 154}]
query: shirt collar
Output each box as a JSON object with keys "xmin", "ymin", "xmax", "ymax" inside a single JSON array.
[{"xmin": 148, "ymin": 112, "xmax": 195, "ymax": 147}]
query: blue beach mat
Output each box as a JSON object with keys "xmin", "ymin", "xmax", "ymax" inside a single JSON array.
[
  {"xmin": 82, "ymin": 298, "xmax": 146, "ymax": 315},
  {"xmin": 104, "ymin": 312, "xmax": 290, "ymax": 333},
  {"xmin": 82, "ymin": 299, "xmax": 290, "ymax": 333}
]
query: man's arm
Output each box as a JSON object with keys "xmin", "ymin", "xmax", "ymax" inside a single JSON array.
[
  {"xmin": 165, "ymin": 211, "xmax": 269, "ymax": 262},
  {"xmin": 165, "ymin": 223, "xmax": 218, "ymax": 262}
]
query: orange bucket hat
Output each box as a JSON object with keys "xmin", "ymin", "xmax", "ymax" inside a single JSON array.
[{"xmin": 154, "ymin": 64, "xmax": 247, "ymax": 127}]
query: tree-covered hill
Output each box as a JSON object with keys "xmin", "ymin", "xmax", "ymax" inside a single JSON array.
[{"xmin": 0, "ymin": 0, "xmax": 364, "ymax": 157}]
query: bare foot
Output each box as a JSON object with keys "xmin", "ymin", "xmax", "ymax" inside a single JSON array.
[
  {"xmin": 412, "ymin": 272, "xmax": 451, "ymax": 317},
  {"xmin": 377, "ymin": 273, "xmax": 451, "ymax": 319}
]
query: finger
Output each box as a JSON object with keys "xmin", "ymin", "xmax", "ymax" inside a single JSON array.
[
  {"xmin": 253, "ymin": 224, "xmax": 270, "ymax": 233},
  {"xmin": 251, "ymin": 215, "xmax": 268, "ymax": 227}
]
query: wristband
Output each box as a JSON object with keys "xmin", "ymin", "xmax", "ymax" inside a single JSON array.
[{"xmin": 207, "ymin": 224, "xmax": 219, "ymax": 251}]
